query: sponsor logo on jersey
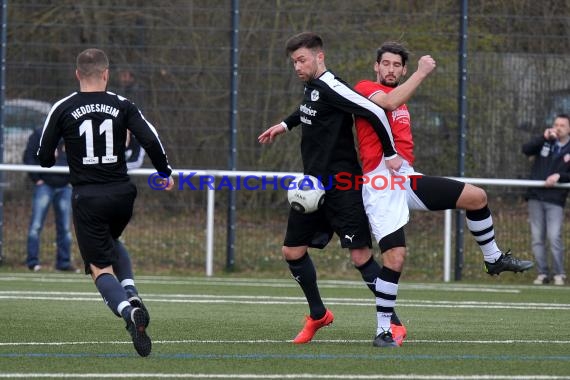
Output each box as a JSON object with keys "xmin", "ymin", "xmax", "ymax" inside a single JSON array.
[
  {"xmin": 391, "ymin": 108, "xmax": 409, "ymax": 123},
  {"xmin": 311, "ymin": 89, "xmax": 319, "ymax": 101},
  {"xmin": 299, "ymin": 103, "xmax": 317, "ymax": 125},
  {"xmin": 300, "ymin": 104, "xmax": 317, "ymax": 116}
]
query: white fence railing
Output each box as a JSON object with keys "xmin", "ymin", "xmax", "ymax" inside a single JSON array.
[{"xmin": 2, "ymin": 164, "xmax": 569, "ymax": 281}]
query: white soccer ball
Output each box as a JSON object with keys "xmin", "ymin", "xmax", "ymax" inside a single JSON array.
[{"xmin": 287, "ymin": 175, "xmax": 325, "ymax": 214}]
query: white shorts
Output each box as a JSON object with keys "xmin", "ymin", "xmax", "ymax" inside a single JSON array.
[{"xmin": 362, "ymin": 160, "xmax": 429, "ymax": 243}]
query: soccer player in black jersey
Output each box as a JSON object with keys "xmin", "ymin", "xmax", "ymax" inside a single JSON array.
[
  {"xmin": 258, "ymin": 32, "xmax": 403, "ymax": 347},
  {"xmin": 38, "ymin": 48, "xmax": 174, "ymax": 357}
]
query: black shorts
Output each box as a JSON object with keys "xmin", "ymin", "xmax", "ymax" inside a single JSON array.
[
  {"xmin": 412, "ymin": 175, "xmax": 465, "ymax": 211},
  {"xmin": 72, "ymin": 181, "xmax": 137, "ymax": 273},
  {"xmin": 284, "ymin": 185, "xmax": 372, "ymax": 249}
]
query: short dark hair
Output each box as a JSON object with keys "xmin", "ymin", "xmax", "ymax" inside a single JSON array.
[
  {"xmin": 376, "ymin": 41, "xmax": 409, "ymax": 66},
  {"xmin": 555, "ymin": 113, "xmax": 570, "ymax": 124},
  {"xmin": 285, "ymin": 32, "xmax": 323, "ymax": 56},
  {"xmin": 76, "ymin": 48, "xmax": 109, "ymax": 77}
]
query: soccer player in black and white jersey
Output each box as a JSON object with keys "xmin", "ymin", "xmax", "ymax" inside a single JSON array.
[
  {"xmin": 258, "ymin": 32, "xmax": 403, "ymax": 347},
  {"xmin": 38, "ymin": 48, "xmax": 174, "ymax": 357}
]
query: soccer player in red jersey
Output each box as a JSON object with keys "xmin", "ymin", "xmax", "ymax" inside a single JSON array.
[{"xmin": 353, "ymin": 42, "xmax": 534, "ymax": 346}]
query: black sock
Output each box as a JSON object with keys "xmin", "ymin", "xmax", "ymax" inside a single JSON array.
[
  {"xmin": 95, "ymin": 273, "xmax": 130, "ymax": 319},
  {"xmin": 287, "ymin": 252, "xmax": 326, "ymax": 319},
  {"xmin": 113, "ymin": 240, "xmax": 133, "ymax": 280},
  {"xmin": 391, "ymin": 311, "xmax": 402, "ymax": 325},
  {"xmin": 356, "ymin": 256, "xmax": 382, "ymax": 293},
  {"xmin": 113, "ymin": 240, "xmax": 139, "ymax": 297}
]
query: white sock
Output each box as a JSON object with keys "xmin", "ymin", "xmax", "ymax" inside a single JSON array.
[
  {"xmin": 480, "ymin": 241, "xmax": 502, "ymax": 263},
  {"xmin": 466, "ymin": 215, "xmax": 502, "ymax": 263},
  {"xmin": 376, "ymin": 312, "xmax": 392, "ymax": 336}
]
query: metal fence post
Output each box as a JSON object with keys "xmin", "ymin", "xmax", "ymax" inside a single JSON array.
[
  {"xmin": 226, "ymin": 0, "xmax": 240, "ymax": 271},
  {"xmin": 0, "ymin": 0, "xmax": 8, "ymax": 264},
  {"xmin": 455, "ymin": 0, "xmax": 468, "ymax": 281}
]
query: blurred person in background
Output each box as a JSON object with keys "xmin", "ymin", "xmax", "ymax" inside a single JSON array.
[
  {"xmin": 23, "ymin": 127, "xmax": 76, "ymax": 273},
  {"xmin": 116, "ymin": 68, "xmax": 146, "ymax": 170},
  {"xmin": 117, "ymin": 68, "xmax": 147, "ymax": 111},
  {"xmin": 522, "ymin": 114, "xmax": 570, "ymax": 286}
]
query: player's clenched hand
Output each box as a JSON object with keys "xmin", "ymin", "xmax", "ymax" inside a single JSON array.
[
  {"xmin": 385, "ymin": 155, "xmax": 403, "ymax": 174},
  {"xmin": 417, "ymin": 55, "xmax": 436, "ymax": 78},
  {"xmin": 258, "ymin": 123, "xmax": 287, "ymax": 144},
  {"xmin": 161, "ymin": 176, "xmax": 175, "ymax": 191}
]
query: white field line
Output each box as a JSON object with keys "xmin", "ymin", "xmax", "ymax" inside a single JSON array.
[
  {"xmin": 0, "ymin": 291, "xmax": 569, "ymax": 310},
  {"xmin": 0, "ymin": 273, "xmax": 541, "ymax": 293},
  {"xmin": 1, "ymin": 338, "xmax": 570, "ymax": 347},
  {"xmin": 0, "ymin": 373, "xmax": 569, "ymax": 379}
]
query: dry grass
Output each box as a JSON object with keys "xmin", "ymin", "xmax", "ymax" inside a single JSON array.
[{"xmin": 1, "ymin": 186, "xmax": 563, "ymax": 284}]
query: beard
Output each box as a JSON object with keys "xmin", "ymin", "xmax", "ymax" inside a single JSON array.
[{"xmin": 380, "ymin": 78, "xmax": 398, "ymax": 88}]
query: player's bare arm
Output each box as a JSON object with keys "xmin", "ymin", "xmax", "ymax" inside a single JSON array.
[
  {"xmin": 371, "ymin": 55, "xmax": 436, "ymax": 111},
  {"xmin": 258, "ymin": 123, "xmax": 287, "ymax": 144}
]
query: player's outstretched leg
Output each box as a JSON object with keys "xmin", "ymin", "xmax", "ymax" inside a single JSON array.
[
  {"xmin": 465, "ymin": 207, "xmax": 534, "ymax": 275},
  {"xmin": 484, "ymin": 250, "xmax": 534, "ymax": 275}
]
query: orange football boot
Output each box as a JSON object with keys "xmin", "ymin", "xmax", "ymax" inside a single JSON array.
[
  {"xmin": 390, "ymin": 322, "xmax": 407, "ymax": 347},
  {"xmin": 293, "ymin": 309, "xmax": 334, "ymax": 344}
]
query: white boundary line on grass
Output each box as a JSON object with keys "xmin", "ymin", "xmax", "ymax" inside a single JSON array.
[
  {"xmin": 2, "ymin": 338, "xmax": 570, "ymax": 347},
  {"xmin": 1, "ymin": 291, "xmax": 569, "ymax": 310},
  {"xmin": 0, "ymin": 373, "xmax": 569, "ymax": 379},
  {"xmin": 4, "ymin": 273, "xmax": 569, "ymax": 293},
  {"xmin": 0, "ymin": 274, "xmax": 541, "ymax": 293},
  {"xmin": 5, "ymin": 272, "xmax": 569, "ymax": 293}
]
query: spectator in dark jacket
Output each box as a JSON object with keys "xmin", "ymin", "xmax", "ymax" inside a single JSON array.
[
  {"xmin": 522, "ymin": 114, "xmax": 570, "ymax": 285},
  {"xmin": 115, "ymin": 69, "xmax": 146, "ymax": 170},
  {"xmin": 23, "ymin": 127, "xmax": 75, "ymax": 272}
]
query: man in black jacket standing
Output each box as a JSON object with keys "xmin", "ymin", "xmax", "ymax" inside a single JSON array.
[
  {"xmin": 23, "ymin": 127, "xmax": 75, "ymax": 272},
  {"xmin": 522, "ymin": 114, "xmax": 570, "ymax": 286}
]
